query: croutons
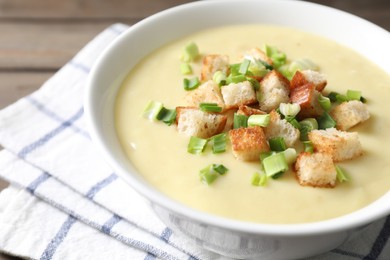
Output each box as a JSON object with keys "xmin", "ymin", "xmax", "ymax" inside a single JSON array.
[
  {"xmin": 258, "ymin": 70, "xmax": 290, "ymax": 112},
  {"xmin": 294, "ymin": 152, "xmax": 337, "ymax": 188},
  {"xmin": 308, "ymin": 128, "xmax": 363, "ymax": 162},
  {"xmin": 183, "ymin": 80, "xmax": 225, "ymax": 110},
  {"xmin": 290, "ymin": 83, "xmax": 323, "ymax": 118},
  {"xmin": 264, "ymin": 110, "xmax": 300, "ymax": 147},
  {"xmin": 229, "ymin": 126, "xmax": 270, "ymax": 161},
  {"xmin": 221, "ymin": 81, "xmax": 257, "ymax": 109},
  {"xmin": 237, "ymin": 105, "xmax": 266, "ymax": 116},
  {"xmin": 291, "ymin": 70, "xmax": 327, "ymax": 92},
  {"xmin": 200, "ymin": 54, "xmax": 230, "ymax": 82},
  {"xmin": 330, "ymin": 100, "xmax": 370, "ymax": 131},
  {"xmin": 176, "ymin": 107, "xmax": 227, "ymax": 138}
]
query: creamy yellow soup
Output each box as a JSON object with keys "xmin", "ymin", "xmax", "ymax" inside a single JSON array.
[{"xmin": 115, "ymin": 24, "xmax": 390, "ymax": 224}]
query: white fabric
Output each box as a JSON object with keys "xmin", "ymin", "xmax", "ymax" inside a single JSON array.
[{"xmin": 0, "ymin": 23, "xmax": 389, "ymax": 260}]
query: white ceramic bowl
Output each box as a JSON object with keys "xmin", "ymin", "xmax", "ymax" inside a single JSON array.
[{"xmin": 85, "ymin": 0, "xmax": 390, "ymax": 259}]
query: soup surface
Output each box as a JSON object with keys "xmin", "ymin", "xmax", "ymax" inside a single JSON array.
[{"xmin": 115, "ymin": 24, "xmax": 390, "ymax": 224}]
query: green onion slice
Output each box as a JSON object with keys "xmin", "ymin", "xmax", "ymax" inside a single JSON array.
[
  {"xmin": 199, "ymin": 103, "xmax": 223, "ymax": 113},
  {"xmin": 299, "ymin": 118, "xmax": 318, "ymax": 141},
  {"xmin": 212, "ymin": 164, "xmax": 229, "ymax": 175},
  {"xmin": 239, "ymin": 59, "xmax": 251, "ymax": 75},
  {"xmin": 259, "ymin": 151, "xmax": 274, "ymax": 162},
  {"xmin": 181, "ymin": 42, "xmax": 199, "ymax": 62},
  {"xmin": 251, "ymin": 172, "xmax": 268, "ymax": 186},
  {"xmin": 180, "ymin": 63, "xmax": 192, "ymax": 75},
  {"xmin": 285, "ymin": 116, "xmax": 301, "ymax": 129},
  {"xmin": 211, "ymin": 133, "xmax": 227, "ymax": 154},
  {"xmin": 262, "ymin": 152, "xmax": 288, "ymax": 178},
  {"xmin": 187, "ymin": 136, "xmax": 208, "ymax": 154},
  {"xmin": 327, "ymin": 91, "xmax": 339, "ymax": 102},
  {"xmin": 269, "ymin": 137, "xmax": 287, "ymax": 152},
  {"xmin": 318, "ymin": 112, "xmax": 336, "ymax": 129},
  {"xmin": 336, "ymin": 165, "xmax": 349, "ymax": 183},
  {"xmin": 346, "ymin": 90, "xmax": 362, "ymax": 101},
  {"xmin": 247, "ymin": 114, "xmax": 270, "ymax": 127},
  {"xmin": 183, "ymin": 77, "xmax": 200, "ymax": 91},
  {"xmin": 213, "ymin": 71, "xmax": 227, "ymax": 86},
  {"xmin": 233, "ymin": 113, "xmax": 248, "ymax": 129},
  {"xmin": 303, "ymin": 141, "xmax": 314, "ymax": 153},
  {"xmin": 279, "ymin": 103, "xmax": 301, "ymax": 118},
  {"xmin": 226, "ymin": 74, "xmax": 247, "ymax": 84},
  {"xmin": 281, "ymin": 148, "xmax": 297, "ymax": 164},
  {"xmin": 143, "ymin": 101, "xmax": 163, "ymax": 121},
  {"xmin": 156, "ymin": 107, "xmax": 177, "ymax": 126},
  {"xmin": 318, "ymin": 94, "xmax": 332, "ymax": 112},
  {"xmin": 199, "ymin": 164, "xmax": 228, "ymax": 185}
]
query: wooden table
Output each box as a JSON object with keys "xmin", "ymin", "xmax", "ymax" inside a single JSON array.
[{"xmin": 0, "ymin": 0, "xmax": 389, "ymax": 259}]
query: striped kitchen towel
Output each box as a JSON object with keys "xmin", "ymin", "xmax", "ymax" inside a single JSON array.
[{"xmin": 0, "ymin": 23, "xmax": 389, "ymax": 260}]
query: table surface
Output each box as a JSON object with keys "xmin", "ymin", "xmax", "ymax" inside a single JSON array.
[{"xmin": 0, "ymin": 0, "xmax": 389, "ymax": 259}]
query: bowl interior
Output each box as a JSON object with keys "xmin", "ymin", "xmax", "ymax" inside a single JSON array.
[{"xmin": 85, "ymin": 0, "xmax": 390, "ymax": 235}]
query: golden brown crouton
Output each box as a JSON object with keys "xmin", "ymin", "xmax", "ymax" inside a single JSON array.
[
  {"xmin": 229, "ymin": 126, "xmax": 270, "ymax": 161},
  {"xmin": 291, "ymin": 70, "xmax": 327, "ymax": 92},
  {"xmin": 294, "ymin": 152, "xmax": 337, "ymax": 188},
  {"xmin": 264, "ymin": 110, "xmax": 300, "ymax": 147},
  {"xmin": 221, "ymin": 81, "xmax": 257, "ymax": 110},
  {"xmin": 200, "ymin": 54, "xmax": 230, "ymax": 82},
  {"xmin": 176, "ymin": 107, "xmax": 227, "ymax": 138},
  {"xmin": 244, "ymin": 47, "xmax": 273, "ymax": 66},
  {"xmin": 330, "ymin": 100, "xmax": 370, "ymax": 131},
  {"xmin": 308, "ymin": 128, "xmax": 363, "ymax": 162},
  {"xmin": 290, "ymin": 83, "xmax": 323, "ymax": 118},
  {"xmin": 258, "ymin": 70, "xmax": 290, "ymax": 112},
  {"xmin": 237, "ymin": 105, "xmax": 266, "ymax": 116},
  {"xmin": 183, "ymin": 80, "xmax": 225, "ymax": 110}
]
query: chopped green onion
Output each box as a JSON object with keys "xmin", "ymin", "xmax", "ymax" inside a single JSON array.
[
  {"xmin": 199, "ymin": 103, "xmax": 222, "ymax": 113},
  {"xmin": 247, "ymin": 114, "xmax": 270, "ymax": 127},
  {"xmin": 233, "ymin": 113, "xmax": 248, "ymax": 129},
  {"xmin": 211, "ymin": 133, "xmax": 227, "ymax": 154},
  {"xmin": 183, "ymin": 77, "xmax": 200, "ymax": 91},
  {"xmin": 299, "ymin": 118, "xmax": 318, "ymax": 141},
  {"xmin": 180, "ymin": 63, "xmax": 192, "ymax": 75},
  {"xmin": 280, "ymin": 59, "xmax": 319, "ymax": 80},
  {"xmin": 346, "ymin": 89, "xmax": 362, "ymax": 101},
  {"xmin": 199, "ymin": 164, "xmax": 228, "ymax": 185},
  {"xmin": 251, "ymin": 172, "xmax": 268, "ymax": 186},
  {"xmin": 285, "ymin": 116, "xmax": 301, "ymax": 129},
  {"xmin": 259, "ymin": 151, "xmax": 274, "ymax": 162},
  {"xmin": 327, "ymin": 91, "xmax": 339, "ymax": 102},
  {"xmin": 336, "ymin": 94, "xmax": 349, "ymax": 103},
  {"xmin": 281, "ymin": 148, "xmax": 297, "ymax": 164},
  {"xmin": 248, "ymin": 60, "xmax": 268, "ymax": 77},
  {"xmin": 303, "ymin": 141, "xmax": 314, "ymax": 153},
  {"xmin": 247, "ymin": 77, "xmax": 260, "ymax": 90},
  {"xmin": 269, "ymin": 137, "xmax": 287, "ymax": 152},
  {"xmin": 258, "ymin": 59, "xmax": 273, "ymax": 70},
  {"xmin": 239, "ymin": 59, "xmax": 251, "ymax": 75},
  {"xmin": 335, "ymin": 165, "xmax": 349, "ymax": 183},
  {"xmin": 156, "ymin": 107, "xmax": 177, "ymax": 126},
  {"xmin": 262, "ymin": 152, "xmax": 288, "ymax": 178},
  {"xmin": 187, "ymin": 136, "xmax": 208, "ymax": 154},
  {"xmin": 318, "ymin": 94, "xmax": 332, "ymax": 112},
  {"xmin": 229, "ymin": 63, "xmax": 241, "ymax": 76},
  {"xmin": 143, "ymin": 101, "xmax": 163, "ymax": 121},
  {"xmin": 226, "ymin": 74, "xmax": 247, "ymax": 84},
  {"xmin": 279, "ymin": 103, "xmax": 301, "ymax": 118},
  {"xmin": 263, "ymin": 44, "xmax": 286, "ymax": 68},
  {"xmin": 360, "ymin": 96, "xmax": 367, "ymax": 103},
  {"xmin": 213, "ymin": 71, "xmax": 227, "ymax": 86},
  {"xmin": 318, "ymin": 112, "xmax": 336, "ymax": 129},
  {"xmin": 212, "ymin": 164, "xmax": 229, "ymax": 175},
  {"xmin": 181, "ymin": 42, "xmax": 199, "ymax": 62}
]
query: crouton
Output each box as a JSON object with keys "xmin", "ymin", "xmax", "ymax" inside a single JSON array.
[
  {"xmin": 294, "ymin": 152, "xmax": 337, "ymax": 188},
  {"xmin": 290, "ymin": 83, "xmax": 323, "ymax": 118},
  {"xmin": 237, "ymin": 105, "xmax": 266, "ymax": 116},
  {"xmin": 291, "ymin": 70, "xmax": 327, "ymax": 92},
  {"xmin": 183, "ymin": 80, "xmax": 225, "ymax": 110},
  {"xmin": 176, "ymin": 107, "xmax": 227, "ymax": 138},
  {"xmin": 330, "ymin": 100, "xmax": 370, "ymax": 131},
  {"xmin": 258, "ymin": 70, "xmax": 290, "ymax": 112},
  {"xmin": 229, "ymin": 126, "xmax": 270, "ymax": 161},
  {"xmin": 200, "ymin": 54, "xmax": 230, "ymax": 81},
  {"xmin": 308, "ymin": 128, "xmax": 363, "ymax": 162},
  {"xmin": 244, "ymin": 47, "xmax": 273, "ymax": 66},
  {"xmin": 264, "ymin": 110, "xmax": 300, "ymax": 147},
  {"xmin": 221, "ymin": 81, "xmax": 257, "ymax": 110}
]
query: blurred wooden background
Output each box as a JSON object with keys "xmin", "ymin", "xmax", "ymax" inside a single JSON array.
[{"xmin": 0, "ymin": 0, "xmax": 389, "ymax": 259}]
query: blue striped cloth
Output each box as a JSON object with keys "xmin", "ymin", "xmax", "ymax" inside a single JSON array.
[{"xmin": 0, "ymin": 24, "xmax": 389, "ymax": 260}]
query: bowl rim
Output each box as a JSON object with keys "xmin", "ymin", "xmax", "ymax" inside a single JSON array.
[{"xmin": 85, "ymin": 0, "xmax": 390, "ymax": 237}]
